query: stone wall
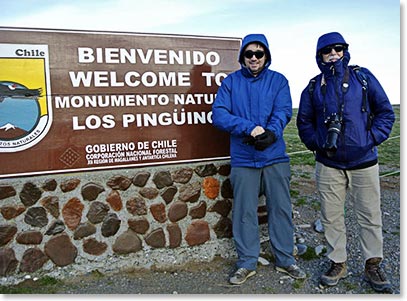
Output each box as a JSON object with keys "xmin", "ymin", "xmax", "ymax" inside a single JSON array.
[{"xmin": 1, "ymin": 160, "xmax": 269, "ymax": 280}]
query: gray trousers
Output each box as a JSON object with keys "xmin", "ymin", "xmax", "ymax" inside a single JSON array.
[
  {"xmin": 230, "ymin": 162, "xmax": 295, "ymax": 270},
  {"xmin": 316, "ymin": 162, "xmax": 383, "ymax": 263}
]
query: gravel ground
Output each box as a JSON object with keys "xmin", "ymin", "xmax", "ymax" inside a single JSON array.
[{"xmin": 3, "ymin": 166, "xmax": 400, "ymax": 295}]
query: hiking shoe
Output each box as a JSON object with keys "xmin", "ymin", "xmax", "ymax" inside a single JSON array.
[
  {"xmin": 229, "ymin": 268, "xmax": 256, "ymax": 285},
  {"xmin": 365, "ymin": 258, "xmax": 392, "ymax": 293},
  {"xmin": 320, "ymin": 261, "xmax": 347, "ymax": 286},
  {"xmin": 276, "ymin": 264, "xmax": 306, "ymax": 279}
]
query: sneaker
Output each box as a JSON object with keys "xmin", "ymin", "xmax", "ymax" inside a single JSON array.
[
  {"xmin": 365, "ymin": 258, "xmax": 392, "ymax": 293},
  {"xmin": 229, "ymin": 268, "xmax": 256, "ymax": 285},
  {"xmin": 320, "ymin": 261, "xmax": 347, "ymax": 286},
  {"xmin": 276, "ymin": 264, "xmax": 306, "ymax": 279}
]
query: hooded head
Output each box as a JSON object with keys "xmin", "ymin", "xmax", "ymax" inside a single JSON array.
[
  {"xmin": 316, "ymin": 32, "xmax": 348, "ymax": 54},
  {"xmin": 315, "ymin": 32, "xmax": 350, "ymax": 73},
  {"xmin": 239, "ymin": 34, "xmax": 271, "ymax": 68}
]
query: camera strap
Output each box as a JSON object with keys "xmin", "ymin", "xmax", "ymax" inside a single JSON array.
[
  {"xmin": 308, "ymin": 65, "xmax": 372, "ymax": 130},
  {"xmin": 342, "ymin": 67, "xmax": 350, "ymax": 94}
]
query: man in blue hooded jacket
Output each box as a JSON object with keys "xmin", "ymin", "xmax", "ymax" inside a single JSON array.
[
  {"xmin": 212, "ymin": 33, "xmax": 306, "ymax": 285},
  {"xmin": 297, "ymin": 32, "xmax": 395, "ymax": 292}
]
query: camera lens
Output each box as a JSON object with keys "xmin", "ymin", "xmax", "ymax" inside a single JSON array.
[{"xmin": 323, "ymin": 113, "xmax": 342, "ymax": 157}]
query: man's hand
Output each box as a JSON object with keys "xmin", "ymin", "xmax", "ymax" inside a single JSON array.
[
  {"xmin": 250, "ymin": 126, "xmax": 265, "ymax": 137},
  {"xmin": 254, "ymin": 130, "xmax": 276, "ymax": 150}
]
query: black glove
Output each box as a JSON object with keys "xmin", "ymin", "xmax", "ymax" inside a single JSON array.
[
  {"xmin": 242, "ymin": 135, "xmax": 255, "ymax": 145},
  {"xmin": 254, "ymin": 130, "xmax": 276, "ymax": 151}
]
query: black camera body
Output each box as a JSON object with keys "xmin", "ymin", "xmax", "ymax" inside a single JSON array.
[{"xmin": 323, "ymin": 113, "xmax": 342, "ymax": 157}]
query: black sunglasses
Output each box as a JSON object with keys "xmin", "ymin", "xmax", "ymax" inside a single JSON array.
[
  {"xmin": 320, "ymin": 45, "xmax": 346, "ymax": 55},
  {"xmin": 244, "ymin": 50, "xmax": 265, "ymax": 59}
]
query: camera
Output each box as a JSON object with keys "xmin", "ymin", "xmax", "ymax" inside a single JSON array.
[{"xmin": 323, "ymin": 113, "xmax": 342, "ymax": 157}]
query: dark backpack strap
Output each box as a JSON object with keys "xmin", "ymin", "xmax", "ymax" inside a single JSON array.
[
  {"xmin": 308, "ymin": 74, "xmax": 324, "ymax": 100},
  {"xmin": 350, "ymin": 65, "xmax": 369, "ymax": 112},
  {"xmin": 350, "ymin": 65, "xmax": 373, "ymax": 129},
  {"xmin": 308, "ymin": 78, "xmax": 317, "ymax": 99}
]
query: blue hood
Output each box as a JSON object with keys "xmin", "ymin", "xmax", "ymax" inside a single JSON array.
[
  {"xmin": 239, "ymin": 34, "xmax": 271, "ymax": 69},
  {"xmin": 316, "ymin": 32, "xmax": 348, "ymax": 53},
  {"xmin": 315, "ymin": 32, "xmax": 350, "ymax": 75}
]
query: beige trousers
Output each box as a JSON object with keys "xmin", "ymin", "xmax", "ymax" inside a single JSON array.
[{"xmin": 315, "ymin": 162, "xmax": 383, "ymax": 263}]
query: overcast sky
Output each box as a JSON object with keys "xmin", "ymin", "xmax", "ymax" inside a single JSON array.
[{"xmin": 0, "ymin": 0, "xmax": 401, "ymax": 108}]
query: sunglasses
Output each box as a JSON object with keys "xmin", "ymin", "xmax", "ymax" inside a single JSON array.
[
  {"xmin": 244, "ymin": 50, "xmax": 265, "ymax": 59},
  {"xmin": 320, "ymin": 45, "xmax": 346, "ymax": 55}
]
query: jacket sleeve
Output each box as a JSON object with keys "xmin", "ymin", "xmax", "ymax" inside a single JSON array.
[
  {"xmin": 212, "ymin": 77, "xmax": 257, "ymax": 137},
  {"xmin": 265, "ymin": 78, "xmax": 292, "ymax": 139},
  {"xmin": 296, "ymin": 86, "xmax": 318, "ymax": 151},
  {"xmin": 364, "ymin": 68, "xmax": 395, "ymax": 145}
]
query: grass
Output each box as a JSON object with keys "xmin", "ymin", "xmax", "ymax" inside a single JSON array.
[
  {"xmin": 310, "ymin": 200, "xmax": 321, "ymax": 211},
  {"xmin": 286, "ymin": 105, "xmax": 400, "ymax": 171},
  {"xmin": 262, "ymin": 286, "xmax": 277, "ymax": 293},
  {"xmin": 343, "ymin": 280, "xmax": 359, "ymax": 291},
  {"xmin": 292, "ymin": 279, "xmax": 306, "ymax": 290},
  {"xmin": 295, "ymin": 197, "xmax": 307, "ymax": 206},
  {"xmin": 0, "ymin": 276, "xmax": 61, "ymax": 294},
  {"xmin": 299, "ymin": 246, "xmax": 322, "ymax": 261},
  {"xmin": 290, "ymin": 189, "xmax": 300, "ymax": 198}
]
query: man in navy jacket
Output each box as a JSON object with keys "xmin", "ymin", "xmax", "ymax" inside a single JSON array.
[
  {"xmin": 297, "ymin": 32, "xmax": 395, "ymax": 292},
  {"xmin": 213, "ymin": 33, "xmax": 306, "ymax": 285}
]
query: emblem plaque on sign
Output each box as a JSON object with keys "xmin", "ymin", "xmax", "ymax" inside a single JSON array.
[{"xmin": 0, "ymin": 44, "xmax": 52, "ymax": 152}]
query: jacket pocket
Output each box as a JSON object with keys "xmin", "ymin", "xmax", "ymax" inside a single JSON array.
[{"xmin": 341, "ymin": 122, "xmax": 375, "ymax": 161}]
